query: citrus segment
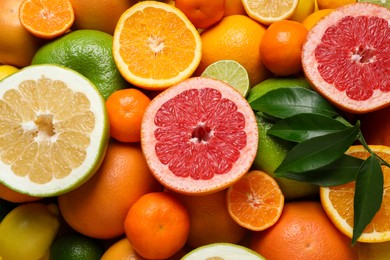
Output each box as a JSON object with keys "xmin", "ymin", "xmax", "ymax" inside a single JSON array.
[
  {"xmin": 19, "ymin": 0, "xmax": 74, "ymax": 39},
  {"xmin": 320, "ymin": 145, "xmax": 390, "ymax": 242},
  {"xmin": 113, "ymin": 1, "xmax": 202, "ymax": 90},
  {"xmin": 0, "ymin": 65, "xmax": 109, "ymax": 197},
  {"xmin": 227, "ymin": 170, "xmax": 284, "ymax": 231},
  {"xmin": 141, "ymin": 77, "xmax": 258, "ymax": 195},
  {"xmin": 302, "ymin": 3, "xmax": 390, "ymax": 113},
  {"xmin": 242, "ymin": 0, "xmax": 299, "ymax": 24}
]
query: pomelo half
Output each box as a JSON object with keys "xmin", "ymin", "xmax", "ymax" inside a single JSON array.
[
  {"xmin": 302, "ymin": 3, "xmax": 390, "ymax": 114},
  {"xmin": 141, "ymin": 77, "xmax": 258, "ymax": 195},
  {"xmin": 0, "ymin": 65, "xmax": 109, "ymax": 197}
]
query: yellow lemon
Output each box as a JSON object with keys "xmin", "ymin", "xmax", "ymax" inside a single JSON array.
[{"xmin": 0, "ymin": 65, "xmax": 19, "ymax": 81}]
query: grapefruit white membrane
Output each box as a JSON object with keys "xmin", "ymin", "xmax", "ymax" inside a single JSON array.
[
  {"xmin": 0, "ymin": 65, "xmax": 109, "ymax": 197},
  {"xmin": 302, "ymin": 3, "xmax": 390, "ymax": 113},
  {"xmin": 141, "ymin": 77, "xmax": 258, "ymax": 195}
]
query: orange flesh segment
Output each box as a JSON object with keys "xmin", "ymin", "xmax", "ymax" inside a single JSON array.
[
  {"xmin": 118, "ymin": 7, "xmax": 198, "ymax": 80},
  {"xmin": 228, "ymin": 170, "xmax": 284, "ymax": 230}
]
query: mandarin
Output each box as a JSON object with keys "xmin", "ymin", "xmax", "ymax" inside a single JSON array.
[
  {"xmin": 317, "ymin": 0, "xmax": 356, "ymax": 9},
  {"xmin": 175, "ymin": 0, "xmax": 225, "ymax": 29},
  {"xmin": 195, "ymin": 15, "xmax": 270, "ymax": 86},
  {"xmin": 260, "ymin": 20, "xmax": 308, "ymax": 76},
  {"xmin": 359, "ymin": 106, "xmax": 390, "ymax": 147},
  {"xmin": 302, "ymin": 8, "xmax": 333, "ymax": 30},
  {"xmin": 224, "ymin": 0, "xmax": 247, "ymax": 16},
  {"xmin": 58, "ymin": 140, "xmax": 162, "ymax": 239},
  {"xmin": 124, "ymin": 192, "xmax": 190, "ymax": 259},
  {"xmin": 101, "ymin": 237, "xmax": 146, "ymax": 260},
  {"xmin": 0, "ymin": 182, "xmax": 41, "ymax": 203},
  {"xmin": 106, "ymin": 88, "xmax": 151, "ymax": 143},
  {"xmin": 169, "ymin": 189, "xmax": 247, "ymax": 248},
  {"xmin": 250, "ymin": 201, "xmax": 358, "ymax": 260}
]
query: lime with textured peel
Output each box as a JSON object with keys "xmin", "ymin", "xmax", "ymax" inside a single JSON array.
[
  {"xmin": 0, "ymin": 202, "xmax": 60, "ymax": 260},
  {"xmin": 141, "ymin": 77, "xmax": 258, "ymax": 195},
  {"xmin": 32, "ymin": 30, "xmax": 129, "ymax": 100},
  {"xmin": 0, "ymin": 64, "xmax": 109, "ymax": 197},
  {"xmin": 201, "ymin": 60, "xmax": 251, "ymax": 97},
  {"xmin": 358, "ymin": 0, "xmax": 390, "ymax": 8},
  {"xmin": 49, "ymin": 233, "xmax": 104, "ymax": 260},
  {"xmin": 182, "ymin": 243, "xmax": 266, "ymax": 260}
]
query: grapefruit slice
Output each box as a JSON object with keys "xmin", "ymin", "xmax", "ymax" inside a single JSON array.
[
  {"xmin": 302, "ymin": 3, "xmax": 390, "ymax": 114},
  {"xmin": 141, "ymin": 77, "xmax": 258, "ymax": 195},
  {"xmin": 0, "ymin": 65, "xmax": 109, "ymax": 197}
]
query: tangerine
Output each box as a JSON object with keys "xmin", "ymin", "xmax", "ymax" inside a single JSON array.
[
  {"xmin": 224, "ymin": 0, "xmax": 247, "ymax": 17},
  {"xmin": 0, "ymin": 182, "xmax": 41, "ymax": 203},
  {"xmin": 359, "ymin": 106, "xmax": 390, "ymax": 146}
]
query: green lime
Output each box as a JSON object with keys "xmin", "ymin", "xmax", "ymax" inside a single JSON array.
[
  {"xmin": 182, "ymin": 242, "xmax": 266, "ymax": 260},
  {"xmin": 49, "ymin": 233, "xmax": 104, "ymax": 260},
  {"xmin": 32, "ymin": 30, "xmax": 129, "ymax": 100},
  {"xmin": 201, "ymin": 60, "xmax": 250, "ymax": 97},
  {"xmin": 357, "ymin": 0, "xmax": 390, "ymax": 8}
]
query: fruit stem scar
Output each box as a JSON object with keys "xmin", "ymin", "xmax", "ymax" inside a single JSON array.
[
  {"xmin": 351, "ymin": 45, "xmax": 375, "ymax": 64},
  {"xmin": 148, "ymin": 35, "xmax": 165, "ymax": 54},
  {"xmin": 191, "ymin": 122, "xmax": 213, "ymax": 143}
]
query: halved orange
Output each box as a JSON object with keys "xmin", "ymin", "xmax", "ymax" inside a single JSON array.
[
  {"xmin": 242, "ymin": 0, "xmax": 299, "ymax": 25},
  {"xmin": 19, "ymin": 0, "xmax": 74, "ymax": 39},
  {"xmin": 113, "ymin": 1, "xmax": 202, "ymax": 90},
  {"xmin": 227, "ymin": 170, "xmax": 284, "ymax": 231},
  {"xmin": 320, "ymin": 145, "xmax": 390, "ymax": 242}
]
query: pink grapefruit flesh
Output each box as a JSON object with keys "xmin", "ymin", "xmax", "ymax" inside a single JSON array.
[
  {"xmin": 141, "ymin": 77, "xmax": 258, "ymax": 195},
  {"xmin": 302, "ymin": 3, "xmax": 390, "ymax": 114}
]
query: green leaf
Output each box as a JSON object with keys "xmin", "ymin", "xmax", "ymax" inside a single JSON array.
[
  {"xmin": 276, "ymin": 154, "xmax": 363, "ymax": 186},
  {"xmin": 352, "ymin": 155, "xmax": 383, "ymax": 245},
  {"xmin": 268, "ymin": 114, "xmax": 350, "ymax": 142},
  {"xmin": 249, "ymin": 87, "xmax": 339, "ymax": 119},
  {"xmin": 275, "ymin": 124, "xmax": 360, "ymax": 174}
]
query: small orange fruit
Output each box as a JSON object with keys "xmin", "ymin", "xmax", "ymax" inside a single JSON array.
[
  {"xmin": 58, "ymin": 141, "xmax": 162, "ymax": 239},
  {"xmin": 124, "ymin": 191, "xmax": 190, "ymax": 259},
  {"xmin": 0, "ymin": 182, "xmax": 41, "ymax": 203},
  {"xmin": 260, "ymin": 20, "xmax": 308, "ymax": 76},
  {"xmin": 113, "ymin": 1, "xmax": 202, "ymax": 90},
  {"xmin": 170, "ymin": 189, "xmax": 247, "ymax": 248},
  {"xmin": 175, "ymin": 0, "xmax": 225, "ymax": 29},
  {"xmin": 320, "ymin": 145, "xmax": 390, "ymax": 242},
  {"xmin": 250, "ymin": 201, "xmax": 359, "ymax": 259},
  {"xmin": 359, "ymin": 106, "xmax": 390, "ymax": 147},
  {"xmin": 106, "ymin": 88, "xmax": 151, "ymax": 143},
  {"xmin": 224, "ymin": 0, "xmax": 247, "ymax": 17},
  {"xmin": 195, "ymin": 15, "xmax": 270, "ymax": 86},
  {"xmin": 101, "ymin": 238, "xmax": 146, "ymax": 260},
  {"xmin": 227, "ymin": 170, "xmax": 284, "ymax": 231},
  {"xmin": 19, "ymin": 0, "xmax": 74, "ymax": 39},
  {"xmin": 302, "ymin": 8, "xmax": 333, "ymax": 30}
]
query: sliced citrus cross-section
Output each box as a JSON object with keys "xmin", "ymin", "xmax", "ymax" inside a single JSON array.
[
  {"xmin": 113, "ymin": 1, "xmax": 202, "ymax": 90},
  {"xmin": 302, "ymin": 3, "xmax": 390, "ymax": 114},
  {"xmin": 227, "ymin": 170, "xmax": 284, "ymax": 231},
  {"xmin": 0, "ymin": 64, "xmax": 109, "ymax": 197},
  {"xmin": 242, "ymin": 0, "xmax": 299, "ymax": 25},
  {"xmin": 320, "ymin": 145, "xmax": 390, "ymax": 242},
  {"xmin": 141, "ymin": 77, "xmax": 258, "ymax": 195},
  {"xmin": 19, "ymin": 0, "xmax": 75, "ymax": 39}
]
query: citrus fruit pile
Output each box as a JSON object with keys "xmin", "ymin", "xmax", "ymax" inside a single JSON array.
[{"xmin": 0, "ymin": 0, "xmax": 390, "ymax": 259}]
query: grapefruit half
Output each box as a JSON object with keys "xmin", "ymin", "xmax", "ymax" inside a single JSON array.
[
  {"xmin": 302, "ymin": 3, "xmax": 390, "ymax": 114},
  {"xmin": 141, "ymin": 77, "xmax": 258, "ymax": 195}
]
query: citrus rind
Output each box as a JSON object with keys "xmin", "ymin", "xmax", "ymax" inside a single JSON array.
[{"xmin": 0, "ymin": 64, "xmax": 109, "ymax": 197}]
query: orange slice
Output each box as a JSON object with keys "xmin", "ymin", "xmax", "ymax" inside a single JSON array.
[
  {"xmin": 320, "ymin": 145, "xmax": 390, "ymax": 242},
  {"xmin": 227, "ymin": 170, "xmax": 284, "ymax": 231},
  {"xmin": 19, "ymin": 0, "xmax": 74, "ymax": 39},
  {"xmin": 242, "ymin": 0, "xmax": 299, "ymax": 25},
  {"xmin": 113, "ymin": 1, "xmax": 202, "ymax": 90}
]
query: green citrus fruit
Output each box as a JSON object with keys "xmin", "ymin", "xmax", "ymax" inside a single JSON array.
[
  {"xmin": 0, "ymin": 202, "xmax": 60, "ymax": 260},
  {"xmin": 0, "ymin": 64, "xmax": 109, "ymax": 197},
  {"xmin": 357, "ymin": 0, "xmax": 390, "ymax": 8},
  {"xmin": 49, "ymin": 233, "xmax": 104, "ymax": 260},
  {"xmin": 31, "ymin": 30, "xmax": 129, "ymax": 100}
]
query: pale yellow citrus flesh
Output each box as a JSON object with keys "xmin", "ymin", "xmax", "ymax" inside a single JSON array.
[{"xmin": 320, "ymin": 145, "xmax": 390, "ymax": 242}]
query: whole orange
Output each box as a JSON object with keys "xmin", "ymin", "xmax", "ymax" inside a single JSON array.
[
  {"xmin": 106, "ymin": 88, "xmax": 151, "ymax": 143},
  {"xmin": 250, "ymin": 201, "xmax": 359, "ymax": 260},
  {"xmin": 69, "ymin": 0, "xmax": 137, "ymax": 35},
  {"xmin": 175, "ymin": 0, "xmax": 225, "ymax": 29},
  {"xmin": 0, "ymin": 0, "xmax": 42, "ymax": 67},
  {"xmin": 124, "ymin": 192, "xmax": 190, "ymax": 259},
  {"xmin": 0, "ymin": 183, "xmax": 41, "ymax": 203},
  {"xmin": 260, "ymin": 20, "xmax": 308, "ymax": 76},
  {"xmin": 58, "ymin": 140, "xmax": 162, "ymax": 239},
  {"xmin": 195, "ymin": 15, "xmax": 270, "ymax": 86},
  {"xmin": 170, "ymin": 189, "xmax": 247, "ymax": 248},
  {"xmin": 359, "ymin": 106, "xmax": 390, "ymax": 146},
  {"xmin": 224, "ymin": 0, "xmax": 247, "ymax": 17},
  {"xmin": 101, "ymin": 237, "xmax": 146, "ymax": 260}
]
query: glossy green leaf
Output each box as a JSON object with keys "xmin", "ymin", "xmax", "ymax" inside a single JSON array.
[
  {"xmin": 275, "ymin": 125, "xmax": 360, "ymax": 174},
  {"xmin": 249, "ymin": 87, "xmax": 339, "ymax": 119},
  {"xmin": 268, "ymin": 114, "xmax": 350, "ymax": 142},
  {"xmin": 275, "ymin": 154, "xmax": 363, "ymax": 186},
  {"xmin": 352, "ymin": 155, "xmax": 383, "ymax": 245}
]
